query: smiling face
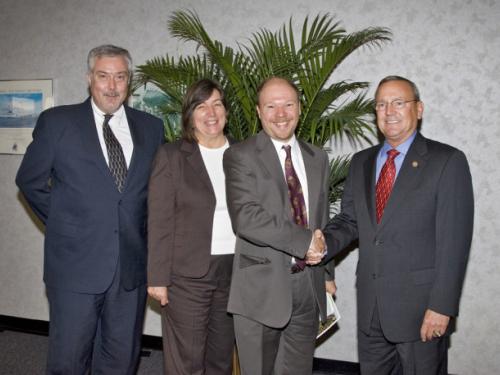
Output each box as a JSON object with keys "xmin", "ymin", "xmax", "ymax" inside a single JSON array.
[
  {"xmin": 257, "ymin": 78, "xmax": 300, "ymax": 142},
  {"xmin": 375, "ymin": 80, "xmax": 423, "ymax": 147},
  {"xmin": 192, "ymin": 89, "xmax": 227, "ymax": 145},
  {"xmin": 87, "ymin": 55, "xmax": 130, "ymax": 114}
]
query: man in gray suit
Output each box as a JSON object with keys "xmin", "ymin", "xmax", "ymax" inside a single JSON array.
[
  {"xmin": 223, "ymin": 77, "xmax": 335, "ymax": 375},
  {"xmin": 322, "ymin": 76, "xmax": 474, "ymax": 374}
]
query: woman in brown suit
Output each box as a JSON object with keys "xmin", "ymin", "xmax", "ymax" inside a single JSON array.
[{"xmin": 147, "ymin": 79, "xmax": 236, "ymax": 374}]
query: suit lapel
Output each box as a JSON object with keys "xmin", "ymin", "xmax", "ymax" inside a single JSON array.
[
  {"xmin": 377, "ymin": 134, "xmax": 428, "ymax": 230},
  {"xmin": 255, "ymin": 131, "xmax": 289, "ymax": 206},
  {"xmin": 299, "ymin": 141, "xmax": 321, "ymax": 229},
  {"xmin": 363, "ymin": 147, "xmax": 380, "ymax": 230},
  {"xmin": 181, "ymin": 140, "xmax": 216, "ymax": 197},
  {"xmin": 122, "ymin": 106, "xmax": 142, "ymax": 192},
  {"xmin": 78, "ymin": 99, "xmax": 118, "ymax": 188},
  {"xmin": 254, "ymin": 132, "xmax": 323, "ymax": 229}
]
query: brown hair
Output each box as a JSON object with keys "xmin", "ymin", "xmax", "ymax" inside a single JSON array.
[{"xmin": 181, "ymin": 79, "xmax": 227, "ymax": 142}]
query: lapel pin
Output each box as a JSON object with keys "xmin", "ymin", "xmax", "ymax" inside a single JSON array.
[{"xmin": 412, "ymin": 161, "xmax": 418, "ymax": 168}]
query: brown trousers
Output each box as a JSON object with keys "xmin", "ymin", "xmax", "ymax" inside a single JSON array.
[{"xmin": 161, "ymin": 254, "xmax": 235, "ymax": 375}]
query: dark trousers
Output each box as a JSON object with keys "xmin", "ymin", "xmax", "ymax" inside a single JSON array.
[
  {"xmin": 45, "ymin": 265, "xmax": 147, "ymax": 375},
  {"xmin": 234, "ymin": 269, "xmax": 319, "ymax": 375},
  {"xmin": 358, "ymin": 303, "xmax": 448, "ymax": 375},
  {"xmin": 161, "ymin": 254, "xmax": 235, "ymax": 375}
]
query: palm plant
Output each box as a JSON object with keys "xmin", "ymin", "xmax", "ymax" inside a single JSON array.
[{"xmin": 134, "ymin": 9, "xmax": 391, "ymax": 207}]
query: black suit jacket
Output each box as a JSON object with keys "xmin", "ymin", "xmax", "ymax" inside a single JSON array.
[
  {"xmin": 16, "ymin": 98, "xmax": 164, "ymax": 293},
  {"xmin": 323, "ymin": 133, "xmax": 474, "ymax": 342}
]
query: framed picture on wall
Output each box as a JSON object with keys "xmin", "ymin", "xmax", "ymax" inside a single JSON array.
[{"xmin": 0, "ymin": 79, "xmax": 53, "ymax": 154}]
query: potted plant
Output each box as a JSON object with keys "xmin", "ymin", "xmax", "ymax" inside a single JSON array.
[{"xmin": 134, "ymin": 9, "xmax": 391, "ymax": 207}]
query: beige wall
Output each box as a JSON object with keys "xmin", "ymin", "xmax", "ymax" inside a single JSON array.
[{"xmin": 1, "ymin": 0, "xmax": 499, "ymax": 373}]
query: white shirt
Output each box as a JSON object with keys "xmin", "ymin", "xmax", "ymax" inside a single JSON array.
[
  {"xmin": 199, "ymin": 140, "xmax": 237, "ymax": 255},
  {"xmin": 91, "ymin": 99, "xmax": 134, "ymax": 167},
  {"xmin": 270, "ymin": 135, "xmax": 310, "ymax": 220}
]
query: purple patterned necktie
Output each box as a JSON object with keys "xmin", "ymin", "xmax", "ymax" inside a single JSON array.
[
  {"xmin": 375, "ymin": 149, "xmax": 400, "ymax": 223},
  {"xmin": 102, "ymin": 114, "xmax": 128, "ymax": 193},
  {"xmin": 283, "ymin": 145, "xmax": 308, "ymax": 272}
]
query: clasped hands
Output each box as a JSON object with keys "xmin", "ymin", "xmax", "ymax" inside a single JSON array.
[{"xmin": 305, "ymin": 229, "xmax": 327, "ymax": 265}]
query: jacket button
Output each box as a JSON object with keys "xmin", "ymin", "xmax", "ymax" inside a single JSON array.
[{"xmin": 372, "ymin": 273, "xmax": 377, "ymax": 279}]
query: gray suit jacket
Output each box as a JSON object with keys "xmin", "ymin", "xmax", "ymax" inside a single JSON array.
[
  {"xmin": 323, "ymin": 133, "xmax": 474, "ymax": 342},
  {"xmin": 223, "ymin": 131, "xmax": 331, "ymax": 328}
]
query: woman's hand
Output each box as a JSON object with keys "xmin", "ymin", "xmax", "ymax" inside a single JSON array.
[{"xmin": 147, "ymin": 286, "xmax": 169, "ymax": 306}]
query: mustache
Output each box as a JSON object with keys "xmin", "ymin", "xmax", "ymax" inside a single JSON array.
[{"xmin": 104, "ymin": 91, "xmax": 121, "ymax": 98}]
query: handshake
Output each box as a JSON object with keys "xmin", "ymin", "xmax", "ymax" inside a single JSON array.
[{"xmin": 305, "ymin": 229, "xmax": 327, "ymax": 265}]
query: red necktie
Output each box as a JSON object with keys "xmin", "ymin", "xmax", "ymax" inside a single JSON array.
[
  {"xmin": 375, "ymin": 149, "xmax": 400, "ymax": 223},
  {"xmin": 283, "ymin": 145, "xmax": 308, "ymax": 272}
]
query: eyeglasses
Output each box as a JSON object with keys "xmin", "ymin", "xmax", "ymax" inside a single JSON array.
[{"xmin": 375, "ymin": 99, "xmax": 418, "ymax": 111}]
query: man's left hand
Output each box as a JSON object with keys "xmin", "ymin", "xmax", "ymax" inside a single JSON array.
[
  {"xmin": 325, "ymin": 280, "xmax": 337, "ymax": 296},
  {"xmin": 420, "ymin": 309, "xmax": 450, "ymax": 342}
]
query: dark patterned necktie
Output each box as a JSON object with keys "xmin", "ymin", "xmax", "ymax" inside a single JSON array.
[
  {"xmin": 283, "ymin": 145, "xmax": 308, "ymax": 273},
  {"xmin": 102, "ymin": 114, "xmax": 127, "ymax": 192},
  {"xmin": 375, "ymin": 149, "xmax": 400, "ymax": 223}
]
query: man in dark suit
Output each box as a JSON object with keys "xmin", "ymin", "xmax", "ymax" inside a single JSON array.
[
  {"xmin": 223, "ymin": 77, "xmax": 335, "ymax": 375},
  {"xmin": 16, "ymin": 44, "xmax": 164, "ymax": 374},
  {"xmin": 322, "ymin": 75, "xmax": 474, "ymax": 374}
]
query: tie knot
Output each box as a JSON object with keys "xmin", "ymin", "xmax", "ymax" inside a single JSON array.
[
  {"xmin": 282, "ymin": 145, "xmax": 292, "ymax": 158},
  {"xmin": 103, "ymin": 114, "xmax": 113, "ymax": 125},
  {"xmin": 387, "ymin": 149, "xmax": 400, "ymax": 160}
]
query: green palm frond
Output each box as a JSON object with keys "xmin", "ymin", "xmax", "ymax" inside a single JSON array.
[
  {"xmin": 169, "ymin": 9, "xmax": 258, "ymax": 132},
  {"xmin": 302, "ymin": 92, "xmax": 377, "ymax": 146},
  {"xmin": 133, "ymin": 10, "xmax": 391, "ymax": 206},
  {"xmin": 329, "ymin": 155, "xmax": 351, "ymax": 215}
]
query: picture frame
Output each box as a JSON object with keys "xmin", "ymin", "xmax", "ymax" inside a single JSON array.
[{"xmin": 0, "ymin": 79, "xmax": 53, "ymax": 154}]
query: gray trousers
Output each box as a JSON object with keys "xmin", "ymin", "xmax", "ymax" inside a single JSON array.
[
  {"xmin": 358, "ymin": 302, "xmax": 448, "ymax": 375},
  {"xmin": 234, "ymin": 269, "xmax": 319, "ymax": 375}
]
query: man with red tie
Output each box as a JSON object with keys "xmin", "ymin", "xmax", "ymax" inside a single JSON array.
[{"xmin": 322, "ymin": 76, "xmax": 474, "ymax": 374}]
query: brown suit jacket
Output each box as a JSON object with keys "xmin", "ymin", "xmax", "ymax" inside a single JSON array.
[{"xmin": 147, "ymin": 139, "xmax": 233, "ymax": 287}]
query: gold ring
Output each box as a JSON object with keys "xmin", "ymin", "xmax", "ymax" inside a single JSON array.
[{"xmin": 433, "ymin": 331, "xmax": 442, "ymax": 337}]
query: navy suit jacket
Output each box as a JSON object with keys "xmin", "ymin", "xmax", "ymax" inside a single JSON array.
[
  {"xmin": 16, "ymin": 98, "xmax": 164, "ymax": 293},
  {"xmin": 323, "ymin": 133, "xmax": 474, "ymax": 342}
]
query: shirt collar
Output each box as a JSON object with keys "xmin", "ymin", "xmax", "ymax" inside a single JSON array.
[
  {"xmin": 270, "ymin": 134, "xmax": 298, "ymax": 155},
  {"xmin": 91, "ymin": 98, "xmax": 125, "ymax": 125},
  {"xmin": 379, "ymin": 131, "xmax": 417, "ymax": 157}
]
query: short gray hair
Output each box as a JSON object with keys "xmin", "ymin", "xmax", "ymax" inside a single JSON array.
[
  {"xmin": 375, "ymin": 75, "xmax": 421, "ymax": 101},
  {"xmin": 87, "ymin": 44, "xmax": 132, "ymax": 75}
]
